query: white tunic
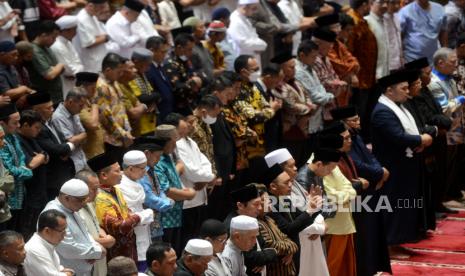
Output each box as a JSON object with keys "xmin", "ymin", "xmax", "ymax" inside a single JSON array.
[
  {"xmin": 74, "ymin": 9, "xmax": 108, "ymax": 73},
  {"xmin": 193, "ymin": 2, "xmax": 212, "ymax": 22},
  {"xmin": 131, "ymin": 10, "xmax": 160, "ymax": 48},
  {"xmin": 175, "ymin": 137, "xmax": 215, "ymax": 209},
  {"xmin": 24, "ymin": 233, "xmax": 67, "ymax": 276},
  {"xmin": 227, "ymin": 10, "xmax": 267, "ymax": 67},
  {"xmin": 51, "ymin": 36, "xmax": 84, "ymax": 98},
  {"xmin": 118, "ymin": 174, "xmax": 154, "ymax": 261},
  {"xmin": 365, "ymin": 12, "xmax": 390, "ymax": 80},
  {"xmin": 298, "ymin": 214, "xmax": 329, "ymax": 276},
  {"xmin": 278, "ymin": 0, "xmax": 303, "ymax": 55},
  {"xmin": 157, "ymin": 0, "xmax": 181, "ymax": 29},
  {"xmin": 0, "ymin": 2, "xmax": 16, "ymax": 42},
  {"xmin": 106, "ymin": 11, "xmax": 141, "ymax": 58}
]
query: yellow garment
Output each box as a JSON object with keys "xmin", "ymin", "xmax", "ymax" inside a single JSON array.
[
  {"xmin": 95, "ymin": 187, "xmax": 130, "ymax": 226},
  {"xmin": 79, "ymin": 101, "xmax": 105, "ymax": 159},
  {"xmin": 129, "ymin": 78, "xmax": 157, "ymax": 135}
]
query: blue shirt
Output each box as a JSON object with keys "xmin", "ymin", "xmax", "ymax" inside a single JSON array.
[
  {"xmin": 398, "ymin": 1, "xmax": 447, "ymax": 63},
  {"xmin": 154, "ymin": 154, "xmax": 184, "ymax": 228},
  {"xmin": 0, "ymin": 134, "xmax": 32, "ymax": 209},
  {"xmin": 138, "ymin": 165, "xmax": 173, "ymax": 238}
]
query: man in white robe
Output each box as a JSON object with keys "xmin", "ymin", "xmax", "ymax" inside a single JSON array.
[
  {"xmin": 118, "ymin": 150, "xmax": 154, "ymax": 271},
  {"xmin": 227, "ymin": 0, "xmax": 267, "ymax": 67},
  {"xmin": 51, "ymin": 15, "xmax": 84, "ymax": 98},
  {"xmin": 105, "ymin": 0, "xmax": 144, "ymax": 58},
  {"xmin": 74, "ymin": 0, "xmax": 111, "ymax": 73}
]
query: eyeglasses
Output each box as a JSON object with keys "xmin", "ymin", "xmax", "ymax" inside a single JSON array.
[
  {"xmin": 50, "ymin": 227, "xmax": 67, "ymax": 234},
  {"xmin": 214, "ymin": 237, "xmax": 227, "ymax": 244}
]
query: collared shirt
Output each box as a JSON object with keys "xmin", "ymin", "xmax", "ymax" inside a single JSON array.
[
  {"xmin": 155, "ymin": 154, "xmax": 184, "ymax": 228},
  {"xmin": 295, "ymin": 59, "xmax": 332, "ymax": 133},
  {"xmin": 24, "ymin": 233, "xmax": 67, "ymax": 276},
  {"xmin": 327, "ymin": 39, "xmax": 360, "ymax": 81},
  {"xmin": 346, "ymin": 9, "xmax": 378, "ymax": 89},
  {"xmin": 43, "ymin": 199, "xmax": 103, "ymax": 275},
  {"xmin": 398, "ymin": 1, "xmax": 447, "ymax": 63},
  {"xmin": 365, "ymin": 12, "xmax": 389, "ymax": 79},
  {"xmin": 95, "ymin": 75, "xmax": 132, "ymax": 147},
  {"xmin": 205, "ymin": 254, "xmax": 229, "ymax": 276},
  {"xmin": 384, "ymin": 12, "xmax": 403, "ymax": 71},
  {"xmin": 128, "ymin": 74, "xmax": 157, "ymax": 135},
  {"xmin": 445, "ymin": 1, "xmax": 465, "ymax": 48},
  {"xmin": 228, "ymin": 10, "xmax": 267, "ymax": 66},
  {"xmin": 106, "ymin": 11, "xmax": 140, "ymax": 58},
  {"xmin": 52, "ymin": 103, "xmax": 87, "ymax": 172},
  {"xmin": 189, "ymin": 119, "xmax": 217, "ymax": 175},
  {"xmin": 175, "ymin": 137, "xmax": 215, "ymax": 209},
  {"xmin": 0, "ymin": 63, "xmax": 19, "ymax": 95},
  {"xmin": 221, "ymin": 239, "xmax": 246, "ymax": 276},
  {"xmin": 74, "ymin": 8, "xmax": 108, "ymax": 73},
  {"xmin": 0, "ymin": 134, "xmax": 32, "ymax": 210},
  {"xmin": 51, "ymin": 36, "xmax": 84, "ymax": 98},
  {"xmin": 0, "ymin": 260, "xmax": 23, "ymax": 276}
]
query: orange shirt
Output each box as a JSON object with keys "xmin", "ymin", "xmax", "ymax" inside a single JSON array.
[{"xmin": 328, "ymin": 39, "xmax": 360, "ymax": 81}]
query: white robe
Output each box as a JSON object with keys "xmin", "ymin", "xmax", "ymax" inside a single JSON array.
[
  {"xmin": 24, "ymin": 233, "xmax": 66, "ymax": 276},
  {"xmin": 298, "ymin": 214, "xmax": 329, "ymax": 276},
  {"xmin": 157, "ymin": 0, "xmax": 181, "ymax": 30},
  {"xmin": 74, "ymin": 9, "xmax": 109, "ymax": 73},
  {"xmin": 131, "ymin": 10, "xmax": 159, "ymax": 48},
  {"xmin": 118, "ymin": 174, "xmax": 154, "ymax": 261},
  {"xmin": 106, "ymin": 11, "xmax": 141, "ymax": 58},
  {"xmin": 51, "ymin": 36, "xmax": 84, "ymax": 98},
  {"xmin": 227, "ymin": 10, "xmax": 267, "ymax": 68}
]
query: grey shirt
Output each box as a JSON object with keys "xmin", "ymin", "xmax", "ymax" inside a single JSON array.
[{"xmin": 220, "ymin": 239, "xmax": 246, "ymax": 276}]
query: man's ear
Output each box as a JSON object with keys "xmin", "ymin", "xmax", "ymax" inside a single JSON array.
[{"xmin": 151, "ymin": 260, "xmax": 160, "ymax": 271}]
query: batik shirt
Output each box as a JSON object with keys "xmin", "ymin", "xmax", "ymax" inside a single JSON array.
[
  {"xmin": 0, "ymin": 134, "xmax": 32, "ymax": 210},
  {"xmin": 129, "ymin": 73, "xmax": 157, "ymax": 135},
  {"xmin": 164, "ymin": 54, "xmax": 198, "ymax": 112},
  {"xmin": 190, "ymin": 118, "xmax": 217, "ymax": 175}
]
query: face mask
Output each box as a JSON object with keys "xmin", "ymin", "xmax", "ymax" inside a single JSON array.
[
  {"xmin": 248, "ymin": 71, "xmax": 260, "ymax": 83},
  {"xmin": 202, "ymin": 114, "xmax": 217, "ymax": 125},
  {"xmin": 179, "ymin": 55, "xmax": 188, "ymax": 61}
]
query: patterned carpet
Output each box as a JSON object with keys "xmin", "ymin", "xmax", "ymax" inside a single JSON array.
[{"xmin": 389, "ymin": 211, "xmax": 465, "ymax": 275}]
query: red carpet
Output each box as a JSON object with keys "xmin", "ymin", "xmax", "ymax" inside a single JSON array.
[{"xmin": 389, "ymin": 213, "xmax": 465, "ymax": 275}]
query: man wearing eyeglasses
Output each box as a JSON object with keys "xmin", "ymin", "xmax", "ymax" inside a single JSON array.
[{"xmin": 42, "ymin": 178, "xmax": 106, "ymax": 276}]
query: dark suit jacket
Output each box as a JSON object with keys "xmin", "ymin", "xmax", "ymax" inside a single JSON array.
[
  {"xmin": 146, "ymin": 63, "xmax": 174, "ymax": 123},
  {"xmin": 36, "ymin": 123, "xmax": 75, "ymax": 191},
  {"xmin": 211, "ymin": 110, "xmax": 236, "ymax": 178}
]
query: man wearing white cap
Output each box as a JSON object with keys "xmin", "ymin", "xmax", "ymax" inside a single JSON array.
[
  {"xmin": 228, "ymin": 0, "xmax": 267, "ymax": 67},
  {"xmin": 119, "ymin": 150, "xmax": 155, "ymax": 272},
  {"xmin": 265, "ymin": 148, "xmax": 309, "ymax": 209},
  {"xmin": 221, "ymin": 215, "xmax": 259, "ymax": 276},
  {"xmin": 51, "ymin": 15, "xmax": 84, "ymax": 98},
  {"xmin": 175, "ymin": 239, "xmax": 213, "ymax": 275},
  {"xmin": 42, "ymin": 179, "xmax": 106, "ymax": 276}
]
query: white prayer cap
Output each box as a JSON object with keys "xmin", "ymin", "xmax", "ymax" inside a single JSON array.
[
  {"xmin": 230, "ymin": 215, "xmax": 259, "ymax": 231},
  {"xmin": 238, "ymin": 0, "xmax": 259, "ymax": 5},
  {"xmin": 55, "ymin": 15, "xmax": 78, "ymax": 30},
  {"xmin": 123, "ymin": 150, "xmax": 147, "ymax": 166},
  {"xmin": 60, "ymin": 179, "xmax": 89, "ymax": 197},
  {"xmin": 185, "ymin": 239, "xmax": 213, "ymax": 256},
  {"xmin": 264, "ymin": 148, "xmax": 292, "ymax": 168}
]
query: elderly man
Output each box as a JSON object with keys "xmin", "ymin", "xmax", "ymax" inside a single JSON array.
[
  {"xmin": 51, "ymin": 15, "xmax": 84, "ymax": 98},
  {"xmin": 75, "ymin": 0, "xmax": 111, "ymax": 72},
  {"xmin": 203, "ymin": 21, "xmax": 227, "ymax": 75},
  {"xmin": 146, "ymin": 242, "xmax": 177, "ymax": 276},
  {"xmin": 228, "ymin": 0, "xmax": 267, "ymax": 67},
  {"xmin": 371, "ymin": 70, "xmax": 433, "ymax": 257},
  {"xmin": 175, "ymin": 239, "xmax": 213, "ymax": 275},
  {"xmin": 0, "ymin": 41, "xmax": 34, "ymax": 101},
  {"xmin": 52, "ymin": 89, "xmax": 88, "ymax": 172},
  {"xmin": 107, "ymin": 256, "xmax": 139, "ymax": 276},
  {"xmin": 0, "ymin": 230, "xmax": 26, "ymax": 275},
  {"xmin": 429, "ymin": 48, "xmax": 465, "ymax": 209},
  {"xmin": 76, "ymin": 170, "xmax": 116, "ymax": 276},
  {"xmin": 89, "ymin": 152, "xmax": 141, "ymax": 262},
  {"xmin": 0, "ymin": 104, "xmax": 32, "ymax": 232},
  {"xmin": 106, "ymin": 0, "xmax": 145, "ymax": 58},
  {"xmin": 24, "ymin": 209, "xmax": 75, "ymax": 276},
  {"xmin": 222, "ymin": 215, "xmax": 260, "ymax": 276},
  {"xmin": 42, "ymin": 179, "xmax": 105, "ymax": 276},
  {"xmin": 119, "ymin": 150, "xmax": 155, "ymax": 272},
  {"xmin": 28, "ymin": 92, "xmax": 75, "ymax": 201}
]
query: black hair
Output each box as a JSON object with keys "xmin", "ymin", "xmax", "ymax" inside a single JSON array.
[
  {"xmin": 19, "ymin": 109, "xmax": 42, "ymax": 127},
  {"xmin": 198, "ymin": 95, "xmax": 221, "ymax": 109},
  {"xmin": 37, "ymin": 209, "xmax": 66, "ymax": 232},
  {"xmin": 146, "ymin": 242, "xmax": 173, "ymax": 266},
  {"xmin": 297, "ymin": 39, "xmax": 319, "ymax": 56},
  {"xmin": 146, "ymin": 36, "xmax": 168, "ymax": 49},
  {"xmin": 0, "ymin": 231, "xmax": 23, "ymax": 249},
  {"xmin": 102, "ymin": 52, "xmax": 125, "ymax": 71},
  {"xmin": 262, "ymin": 66, "xmax": 280, "ymax": 77},
  {"xmin": 339, "ymin": 13, "xmax": 355, "ymax": 29},
  {"xmin": 163, "ymin": 112, "xmax": 185, "ymax": 127},
  {"xmin": 350, "ymin": 0, "xmax": 369, "ymax": 9},
  {"xmin": 174, "ymin": 33, "xmax": 195, "ymax": 47},
  {"xmin": 234, "ymin": 55, "xmax": 253, "ymax": 73}
]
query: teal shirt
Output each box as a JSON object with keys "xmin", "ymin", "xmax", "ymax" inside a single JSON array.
[
  {"xmin": 0, "ymin": 134, "xmax": 32, "ymax": 209},
  {"xmin": 154, "ymin": 154, "xmax": 183, "ymax": 228}
]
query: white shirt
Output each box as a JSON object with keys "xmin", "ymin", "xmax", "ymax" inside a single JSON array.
[
  {"xmin": 0, "ymin": 2, "xmax": 16, "ymax": 42},
  {"xmin": 278, "ymin": 0, "xmax": 303, "ymax": 55},
  {"xmin": 24, "ymin": 233, "xmax": 67, "ymax": 276},
  {"xmin": 175, "ymin": 137, "xmax": 215, "ymax": 209},
  {"xmin": 228, "ymin": 10, "xmax": 267, "ymax": 67},
  {"xmin": 298, "ymin": 215, "xmax": 329, "ymax": 276},
  {"xmin": 51, "ymin": 36, "xmax": 84, "ymax": 98},
  {"xmin": 74, "ymin": 8, "xmax": 108, "ymax": 72},
  {"xmin": 365, "ymin": 12, "xmax": 389, "ymax": 79},
  {"xmin": 118, "ymin": 174, "xmax": 154, "ymax": 261},
  {"xmin": 384, "ymin": 12, "xmax": 403, "ymax": 71},
  {"xmin": 106, "ymin": 11, "xmax": 141, "ymax": 58},
  {"xmin": 193, "ymin": 2, "xmax": 212, "ymax": 22},
  {"xmin": 131, "ymin": 10, "xmax": 160, "ymax": 48},
  {"xmin": 157, "ymin": 0, "xmax": 181, "ymax": 29}
]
